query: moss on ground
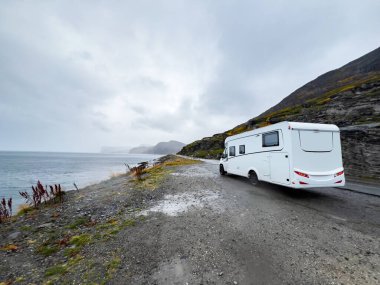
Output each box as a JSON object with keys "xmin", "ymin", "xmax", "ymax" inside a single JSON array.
[
  {"xmin": 42, "ymin": 218, "xmax": 134, "ymax": 282},
  {"xmin": 162, "ymin": 157, "xmax": 201, "ymax": 167},
  {"xmin": 106, "ymin": 256, "xmax": 122, "ymax": 280},
  {"xmin": 135, "ymin": 165, "xmax": 171, "ymax": 190},
  {"xmin": 132, "ymin": 156, "xmax": 201, "ymax": 189},
  {"xmin": 45, "ymin": 264, "xmax": 68, "ymax": 277},
  {"xmin": 66, "ymin": 217, "xmax": 89, "ymax": 229},
  {"xmin": 37, "ymin": 244, "xmax": 60, "ymax": 256},
  {"xmin": 16, "ymin": 204, "xmax": 35, "ymax": 217},
  {"xmin": 69, "ymin": 234, "xmax": 92, "ymax": 247}
]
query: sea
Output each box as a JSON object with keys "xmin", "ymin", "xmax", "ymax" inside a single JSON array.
[{"xmin": 0, "ymin": 151, "xmax": 160, "ymax": 210}]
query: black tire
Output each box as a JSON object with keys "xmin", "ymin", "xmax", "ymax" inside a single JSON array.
[
  {"xmin": 248, "ymin": 171, "xmax": 259, "ymax": 186},
  {"xmin": 219, "ymin": 165, "xmax": 226, "ymax": 176}
]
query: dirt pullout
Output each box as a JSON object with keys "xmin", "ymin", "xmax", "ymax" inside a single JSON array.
[{"xmin": 1, "ymin": 156, "xmax": 379, "ymax": 284}]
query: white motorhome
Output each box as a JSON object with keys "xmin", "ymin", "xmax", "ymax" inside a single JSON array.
[{"xmin": 219, "ymin": 121, "xmax": 345, "ymax": 188}]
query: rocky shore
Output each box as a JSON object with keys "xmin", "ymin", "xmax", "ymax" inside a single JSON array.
[{"xmin": 0, "ymin": 155, "xmax": 199, "ymax": 284}]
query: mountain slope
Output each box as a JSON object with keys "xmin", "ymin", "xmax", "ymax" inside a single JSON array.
[
  {"xmin": 130, "ymin": 140, "xmax": 185, "ymax": 154},
  {"xmin": 262, "ymin": 47, "xmax": 380, "ymax": 116},
  {"xmin": 178, "ymin": 47, "xmax": 380, "ymax": 183}
]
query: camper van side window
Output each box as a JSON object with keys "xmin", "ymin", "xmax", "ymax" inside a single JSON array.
[
  {"xmin": 262, "ymin": 131, "xmax": 279, "ymax": 147},
  {"xmin": 239, "ymin": 145, "xmax": 245, "ymax": 154},
  {"xmin": 229, "ymin": 146, "xmax": 236, "ymax": 156}
]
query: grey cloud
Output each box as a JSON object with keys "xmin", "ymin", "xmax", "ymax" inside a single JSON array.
[
  {"xmin": 0, "ymin": 0, "xmax": 379, "ymax": 152},
  {"xmin": 131, "ymin": 99, "xmax": 193, "ymax": 133},
  {"xmin": 92, "ymin": 121, "xmax": 111, "ymax": 133}
]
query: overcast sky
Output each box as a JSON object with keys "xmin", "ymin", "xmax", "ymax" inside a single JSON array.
[{"xmin": 0, "ymin": 0, "xmax": 379, "ymax": 152}]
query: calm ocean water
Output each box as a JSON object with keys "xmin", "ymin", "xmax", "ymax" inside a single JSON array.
[{"xmin": 0, "ymin": 151, "xmax": 160, "ymax": 210}]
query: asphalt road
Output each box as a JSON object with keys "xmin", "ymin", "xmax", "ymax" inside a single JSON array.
[{"xmin": 129, "ymin": 161, "xmax": 380, "ymax": 285}]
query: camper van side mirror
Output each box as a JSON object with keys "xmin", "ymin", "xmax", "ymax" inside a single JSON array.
[{"xmin": 221, "ymin": 153, "xmax": 227, "ymax": 159}]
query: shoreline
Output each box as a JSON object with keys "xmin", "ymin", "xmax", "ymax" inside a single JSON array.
[
  {"xmin": 0, "ymin": 153, "xmax": 163, "ymax": 215},
  {"xmin": 0, "ymin": 155, "xmax": 200, "ymax": 284}
]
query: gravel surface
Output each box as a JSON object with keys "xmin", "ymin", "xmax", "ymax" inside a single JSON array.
[{"xmin": 1, "ymin": 159, "xmax": 379, "ymax": 284}]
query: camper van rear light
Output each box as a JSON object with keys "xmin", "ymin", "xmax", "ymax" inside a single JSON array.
[
  {"xmin": 335, "ymin": 170, "xmax": 344, "ymax": 177},
  {"xmin": 335, "ymin": 180, "xmax": 342, "ymax": 184},
  {"xmin": 299, "ymin": 181, "xmax": 308, "ymax": 185},
  {"xmin": 294, "ymin": 171, "xmax": 309, "ymax": 178}
]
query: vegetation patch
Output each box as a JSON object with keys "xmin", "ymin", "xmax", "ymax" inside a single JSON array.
[
  {"xmin": 226, "ymin": 124, "xmax": 250, "ymax": 136},
  {"xmin": 133, "ymin": 164, "xmax": 171, "ymax": 190},
  {"xmin": 193, "ymin": 149, "xmax": 224, "ymax": 158},
  {"xmin": 37, "ymin": 244, "xmax": 60, "ymax": 256},
  {"xmin": 66, "ymin": 216, "xmax": 90, "ymax": 229},
  {"xmin": 64, "ymin": 247, "xmax": 81, "ymax": 257},
  {"xmin": 20, "ymin": 225, "xmax": 32, "ymax": 231},
  {"xmin": 106, "ymin": 256, "xmax": 122, "ymax": 278},
  {"xmin": 129, "ymin": 156, "xmax": 200, "ymax": 189},
  {"xmin": 162, "ymin": 157, "xmax": 201, "ymax": 166},
  {"xmin": 45, "ymin": 264, "xmax": 68, "ymax": 277},
  {"xmin": 94, "ymin": 217, "xmax": 136, "ymax": 241},
  {"xmin": 69, "ymin": 234, "xmax": 92, "ymax": 247}
]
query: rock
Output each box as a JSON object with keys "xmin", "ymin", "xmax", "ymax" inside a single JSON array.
[
  {"xmin": 37, "ymin": 222, "xmax": 53, "ymax": 229},
  {"xmin": 8, "ymin": 231, "xmax": 21, "ymax": 240}
]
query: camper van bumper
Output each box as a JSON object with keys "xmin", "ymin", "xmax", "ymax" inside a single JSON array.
[
  {"xmin": 292, "ymin": 179, "xmax": 346, "ymax": 188},
  {"xmin": 292, "ymin": 169, "xmax": 345, "ymax": 188}
]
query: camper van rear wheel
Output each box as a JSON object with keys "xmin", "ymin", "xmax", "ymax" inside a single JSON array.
[
  {"xmin": 219, "ymin": 165, "xmax": 226, "ymax": 175},
  {"xmin": 249, "ymin": 171, "xmax": 259, "ymax": 186}
]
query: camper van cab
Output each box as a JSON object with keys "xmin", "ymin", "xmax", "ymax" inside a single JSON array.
[{"xmin": 219, "ymin": 121, "xmax": 345, "ymax": 189}]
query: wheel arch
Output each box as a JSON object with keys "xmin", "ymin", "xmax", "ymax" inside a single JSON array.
[{"xmin": 247, "ymin": 167, "xmax": 261, "ymax": 180}]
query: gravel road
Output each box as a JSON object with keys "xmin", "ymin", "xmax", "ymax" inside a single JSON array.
[
  {"xmin": 1, "ymin": 159, "xmax": 379, "ymax": 284},
  {"xmin": 128, "ymin": 161, "xmax": 380, "ymax": 284}
]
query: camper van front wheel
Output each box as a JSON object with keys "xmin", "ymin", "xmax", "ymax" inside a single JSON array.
[
  {"xmin": 249, "ymin": 171, "xmax": 259, "ymax": 186},
  {"xmin": 219, "ymin": 165, "xmax": 226, "ymax": 175}
]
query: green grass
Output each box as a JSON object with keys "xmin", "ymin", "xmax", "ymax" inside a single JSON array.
[
  {"xmin": 66, "ymin": 217, "xmax": 89, "ymax": 229},
  {"xmin": 69, "ymin": 234, "xmax": 92, "ymax": 247},
  {"xmin": 37, "ymin": 244, "xmax": 60, "ymax": 256},
  {"xmin": 94, "ymin": 218, "xmax": 136, "ymax": 241},
  {"xmin": 64, "ymin": 247, "xmax": 81, "ymax": 257},
  {"xmin": 16, "ymin": 204, "xmax": 35, "ymax": 216},
  {"xmin": 134, "ymin": 156, "xmax": 201, "ymax": 189},
  {"xmin": 45, "ymin": 264, "xmax": 68, "ymax": 276},
  {"xmin": 107, "ymin": 256, "xmax": 121, "ymax": 271},
  {"xmin": 20, "ymin": 225, "xmax": 32, "ymax": 231},
  {"xmin": 134, "ymin": 165, "xmax": 171, "ymax": 190},
  {"xmin": 162, "ymin": 157, "xmax": 201, "ymax": 166}
]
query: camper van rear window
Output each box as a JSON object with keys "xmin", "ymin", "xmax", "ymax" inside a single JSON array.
[
  {"xmin": 239, "ymin": 145, "xmax": 245, "ymax": 154},
  {"xmin": 229, "ymin": 146, "xmax": 236, "ymax": 156},
  {"xmin": 262, "ymin": 131, "xmax": 279, "ymax": 147}
]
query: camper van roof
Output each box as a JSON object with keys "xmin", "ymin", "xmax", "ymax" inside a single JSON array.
[
  {"xmin": 225, "ymin": 121, "xmax": 339, "ymax": 142},
  {"xmin": 288, "ymin": 122, "xmax": 339, "ymax": 131}
]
